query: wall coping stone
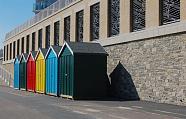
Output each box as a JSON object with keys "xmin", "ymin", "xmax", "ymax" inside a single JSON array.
[
  {"xmin": 3, "ymin": 59, "xmax": 14, "ymax": 65},
  {"xmin": 95, "ymin": 21, "xmax": 186, "ymax": 47}
]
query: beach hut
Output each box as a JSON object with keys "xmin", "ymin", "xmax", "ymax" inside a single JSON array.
[
  {"xmin": 45, "ymin": 45, "xmax": 62, "ymax": 96},
  {"xmin": 19, "ymin": 53, "xmax": 29, "ymax": 90},
  {"xmin": 35, "ymin": 48, "xmax": 48, "ymax": 93},
  {"xmin": 27, "ymin": 51, "xmax": 37, "ymax": 92},
  {"xmin": 58, "ymin": 42, "xmax": 108, "ymax": 99},
  {"xmin": 14, "ymin": 55, "xmax": 21, "ymax": 89}
]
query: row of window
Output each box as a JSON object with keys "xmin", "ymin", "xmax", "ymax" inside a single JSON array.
[{"xmin": 4, "ymin": 0, "xmax": 181, "ymax": 61}]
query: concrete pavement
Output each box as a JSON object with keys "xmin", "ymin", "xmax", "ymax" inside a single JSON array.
[{"xmin": 0, "ymin": 86, "xmax": 186, "ymax": 119}]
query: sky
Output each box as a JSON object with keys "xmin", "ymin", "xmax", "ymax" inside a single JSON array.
[{"xmin": 0, "ymin": 0, "xmax": 35, "ymax": 49}]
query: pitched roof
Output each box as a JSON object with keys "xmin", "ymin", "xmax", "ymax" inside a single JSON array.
[
  {"xmin": 23, "ymin": 53, "xmax": 29, "ymax": 60},
  {"xmin": 20, "ymin": 53, "xmax": 29, "ymax": 62},
  {"xmin": 31, "ymin": 51, "xmax": 38, "ymax": 59},
  {"xmin": 16, "ymin": 55, "xmax": 21, "ymax": 61},
  {"xmin": 35, "ymin": 48, "xmax": 48, "ymax": 60},
  {"xmin": 45, "ymin": 45, "xmax": 62, "ymax": 58},
  {"xmin": 51, "ymin": 45, "xmax": 62, "ymax": 55},
  {"xmin": 14, "ymin": 55, "xmax": 21, "ymax": 63},
  {"xmin": 40, "ymin": 48, "xmax": 48, "ymax": 57},
  {"xmin": 65, "ymin": 42, "xmax": 108, "ymax": 55}
]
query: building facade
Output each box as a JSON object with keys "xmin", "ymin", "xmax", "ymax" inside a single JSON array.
[{"xmin": 3, "ymin": 0, "xmax": 186, "ymax": 106}]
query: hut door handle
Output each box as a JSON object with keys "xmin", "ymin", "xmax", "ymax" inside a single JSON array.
[{"xmin": 65, "ymin": 74, "xmax": 68, "ymax": 77}]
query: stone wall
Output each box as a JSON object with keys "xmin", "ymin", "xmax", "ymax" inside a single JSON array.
[
  {"xmin": 3, "ymin": 63, "xmax": 14, "ymax": 75},
  {"xmin": 0, "ymin": 63, "xmax": 14, "ymax": 87},
  {"xmin": 104, "ymin": 33, "xmax": 186, "ymax": 106}
]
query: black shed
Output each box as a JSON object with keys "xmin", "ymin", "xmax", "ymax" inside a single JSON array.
[{"xmin": 58, "ymin": 41, "xmax": 109, "ymax": 99}]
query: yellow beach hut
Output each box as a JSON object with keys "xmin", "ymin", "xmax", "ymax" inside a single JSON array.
[{"xmin": 35, "ymin": 48, "xmax": 48, "ymax": 93}]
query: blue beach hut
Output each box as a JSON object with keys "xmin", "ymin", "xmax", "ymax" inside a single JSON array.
[
  {"xmin": 14, "ymin": 55, "xmax": 21, "ymax": 89},
  {"xmin": 45, "ymin": 45, "xmax": 62, "ymax": 96}
]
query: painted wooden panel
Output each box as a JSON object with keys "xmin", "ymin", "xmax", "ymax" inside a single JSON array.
[
  {"xmin": 36, "ymin": 52, "xmax": 46, "ymax": 93},
  {"xmin": 27, "ymin": 55, "xmax": 36, "ymax": 92},
  {"xmin": 46, "ymin": 50, "xmax": 58, "ymax": 96},
  {"xmin": 59, "ymin": 46, "xmax": 74, "ymax": 97},
  {"xmin": 14, "ymin": 58, "xmax": 19, "ymax": 89},
  {"xmin": 20, "ymin": 60, "xmax": 27, "ymax": 90}
]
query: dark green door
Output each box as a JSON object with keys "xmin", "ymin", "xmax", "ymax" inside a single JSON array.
[
  {"xmin": 20, "ymin": 62, "xmax": 26, "ymax": 90},
  {"xmin": 62, "ymin": 55, "xmax": 73, "ymax": 97}
]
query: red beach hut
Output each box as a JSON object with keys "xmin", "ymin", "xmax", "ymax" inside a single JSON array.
[{"xmin": 27, "ymin": 51, "xmax": 37, "ymax": 92}]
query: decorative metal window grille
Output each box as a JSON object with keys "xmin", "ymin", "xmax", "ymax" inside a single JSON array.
[
  {"xmin": 54, "ymin": 21, "xmax": 60, "ymax": 46},
  {"xmin": 76, "ymin": 10, "xmax": 84, "ymax": 42},
  {"xmin": 6, "ymin": 45, "xmax": 8, "ymax": 60},
  {"xmin": 10, "ymin": 43, "xmax": 12, "ymax": 60},
  {"xmin": 32, "ymin": 32, "xmax": 35, "ymax": 51},
  {"xmin": 17, "ymin": 39, "xmax": 20, "ymax": 55},
  {"xmin": 90, "ymin": 3, "xmax": 100, "ymax": 41},
  {"xmin": 108, "ymin": 0, "xmax": 120, "ymax": 37},
  {"xmin": 13, "ymin": 41, "xmax": 16, "ymax": 58},
  {"xmin": 64, "ymin": 16, "xmax": 71, "ymax": 41},
  {"xmin": 45, "ymin": 25, "xmax": 50, "ymax": 48},
  {"xmin": 21, "ymin": 37, "xmax": 24, "ymax": 53},
  {"xmin": 38, "ymin": 29, "xmax": 43, "ymax": 49},
  {"xmin": 26, "ymin": 35, "xmax": 30, "ymax": 53},
  {"xmin": 161, "ymin": 0, "xmax": 180, "ymax": 25},
  {"xmin": 132, "ymin": 0, "xmax": 146, "ymax": 31}
]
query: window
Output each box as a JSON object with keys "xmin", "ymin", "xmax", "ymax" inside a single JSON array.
[
  {"xmin": 45, "ymin": 25, "xmax": 50, "ymax": 48},
  {"xmin": 108, "ymin": 0, "xmax": 120, "ymax": 37},
  {"xmin": 64, "ymin": 16, "xmax": 71, "ymax": 41},
  {"xmin": 17, "ymin": 39, "xmax": 20, "ymax": 55},
  {"xmin": 4, "ymin": 46, "xmax": 5, "ymax": 61},
  {"xmin": 132, "ymin": 0, "xmax": 146, "ymax": 31},
  {"xmin": 13, "ymin": 41, "xmax": 16, "ymax": 58},
  {"xmin": 21, "ymin": 37, "xmax": 24, "ymax": 53},
  {"xmin": 6, "ymin": 45, "xmax": 8, "ymax": 60},
  {"xmin": 76, "ymin": 10, "xmax": 84, "ymax": 42},
  {"xmin": 38, "ymin": 29, "xmax": 43, "ymax": 49},
  {"xmin": 26, "ymin": 35, "xmax": 30, "ymax": 53},
  {"xmin": 161, "ymin": 0, "xmax": 180, "ymax": 25},
  {"xmin": 54, "ymin": 21, "xmax": 60, "ymax": 46},
  {"xmin": 10, "ymin": 43, "xmax": 12, "ymax": 60},
  {"xmin": 32, "ymin": 32, "xmax": 36, "ymax": 51},
  {"xmin": 90, "ymin": 3, "xmax": 100, "ymax": 41}
]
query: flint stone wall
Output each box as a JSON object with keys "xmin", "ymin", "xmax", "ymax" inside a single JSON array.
[{"xmin": 104, "ymin": 33, "xmax": 186, "ymax": 106}]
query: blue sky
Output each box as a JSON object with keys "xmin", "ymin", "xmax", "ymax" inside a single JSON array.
[{"xmin": 0, "ymin": 0, "xmax": 35, "ymax": 49}]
